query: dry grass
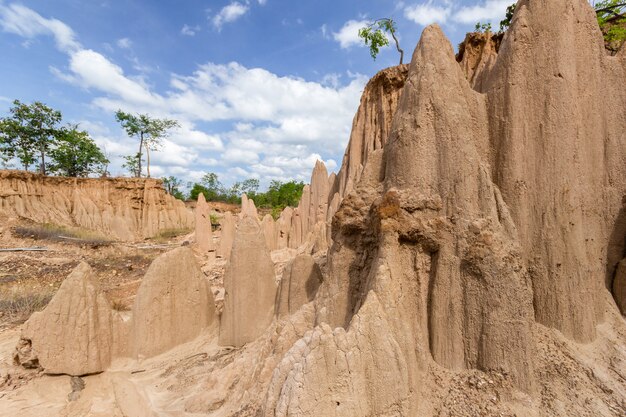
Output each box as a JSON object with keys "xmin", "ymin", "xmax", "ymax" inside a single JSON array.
[
  {"xmin": 12, "ymin": 223, "xmax": 113, "ymax": 248},
  {"xmin": 0, "ymin": 287, "xmax": 54, "ymax": 324},
  {"xmin": 153, "ymin": 228, "xmax": 191, "ymax": 242}
]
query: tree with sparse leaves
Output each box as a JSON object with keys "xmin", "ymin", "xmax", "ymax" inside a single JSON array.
[
  {"xmin": 162, "ymin": 176, "xmax": 185, "ymax": 200},
  {"xmin": 48, "ymin": 124, "xmax": 109, "ymax": 177},
  {"xmin": 0, "ymin": 100, "xmax": 62, "ymax": 174},
  {"xmin": 122, "ymin": 153, "xmax": 142, "ymax": 177},
  {"xmin": 358, "ymin": 18, "xmax": 404, "ymax": 64},
  {"xmin": 115, "ymin": 111, "xmax": 179, "ymax": 177},
  {"xmin": 499, "ymin": 3, "xmax": 516, "ymax": 32},
  {"xmin": 594, "ymin": 0, "xmax": 626, "ymax": 53}
]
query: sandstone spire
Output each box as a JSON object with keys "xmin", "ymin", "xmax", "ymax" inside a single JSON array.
[
  {"xmin": 240, "ymin": 193, "xmax": 259, "ymax": 220},
  {"xmin": 217, "ymin": 211, "xmax": 236, "ymax": 259},
  {"xmin": 15, "ymin": 262, "xmax": 121, "ymax": 375},
  {"xmin": 132, "ymin": 247, "xmax": 215, "ymax": 357},
  {"xmin": 219, "ymin": 217, "xmax": 277, "ymax": 347},
  {"xmin": 275, "ymin": 254, "xmax": 323, "ymax": 317},
  {"xmin": 194, "ymin": 193, "xmax": 214, "ymax": 253},
  {"xmin": 483, "ymin": 0, "xmax": 626, "ymax": 342}
]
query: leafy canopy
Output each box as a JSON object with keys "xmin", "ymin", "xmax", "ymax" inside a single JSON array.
[
  {"xmin": 188, "ymin": 172, "xmax": 305, "ymax": 216},
  {"xmin": 359, "ymin": 23, "xmax": 390, "ymax": 61},
  {"xmin": 48, "ymin": 125, "xmax": 109, "ymax": 177},
  {"xmin": 0, "ymin": 100, "xmax": 62, "ymax": 173},
  {"xmin": 595, "ymin": 0, "xmax": 626, "ymax": 53},
  {"xmin": 162, "ymin": 176, "xmax": 185, "ymax": 201},
  {"xmin": 358, "ymin": 18, "xmax": 404, "ymax": 64},
  {"xmin": 115, "ymin": 110, "xmax": 179, "ymax": 177}
]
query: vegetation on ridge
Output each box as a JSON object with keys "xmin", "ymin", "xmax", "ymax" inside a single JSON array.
[
  {"xmin": 188, "ymin": 172, "xmax": 305, "ymax": 216},
  {"xmin": 595, "ymin": 0, "xmax": 626, "ymax": 53},
  {"xmin": 115, "ymin": 110, "xmax": 179, "ymax": 178},
  {"xmin": 0, "ymin": 100, "xmax": 109, "ymax": 177},
  {"xmin": 358, "ymin": 18, "xmax": 404, "ymax": 64}
]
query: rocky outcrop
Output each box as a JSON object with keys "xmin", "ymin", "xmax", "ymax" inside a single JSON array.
[
  {"xmin": 194, "ymin": 193, "xmax": 214, "ymax": 254},
  {"xmin": 240, "ymin": 193, "xmax": 259, "ymax": 220},
  {"xmin": 266, "ymin": 294, "xmax": 409, "ymax": 417},
  {"xmin": 456, "ymin": 31, "xmax": 502, "ymax": 90},
  {"xmin": 132, "ymin": 247, "xmax": 215, "ymax": 358},
  {"xmin": 264, "ymin": 67, "xmax": 409, "ymax": 253},
  {"xmin": 334, "ymin": 65, "xmax": 408, "ymax": 200},
  {"xmin": 265, "ymin": 1, "xmax": 626, "ymax": 413},
  {"xmin": 217, "ymin": 211, "xmax": 235, "ymax": 259},
  {"xmin": 482, "ymin": 0, "xmax": 626, "ymax": 342},
  {"xmin": 0, "ymin": 171, "xmax": 193, "ymax": 241},
  {"xmin": 219, "ymin": 217, "xmax": 277, "ymax": 347},
  {"xmin": 275, "ymin": 254, "xmax": 323, "ymax": 317},
  {"xmin": 262, "ymin": 214, "xmax": 277, "ymax": 251},
  {"xmin": 15, "ymin": 262, "xmax": 122, "ymax": 375}
]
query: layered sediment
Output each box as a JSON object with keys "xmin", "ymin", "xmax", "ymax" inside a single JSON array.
[{"xmin": 0, "ymin": 170, "xmax": 193, "ymax": 241}]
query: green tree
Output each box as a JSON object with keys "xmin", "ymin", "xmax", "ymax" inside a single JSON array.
[
  {"xmin": 358, "ymin": 18, "xmax": 404, "ymax": 64},
  {"xmin": 162, "ymin": 176, "xmax": 185, "ymax": 200},
  {"xmin": 48, "ymin": 124, "xmax": 109, "ymax": 177},
  {"xmin": 114, "ymin": 111, "xmax": 179, "ymax": 177},
  {"xmin": 499, "ymin": 3, "xmax": 516, "ymax": 32},
  {"xmin": 595, "ymin": 0, "xmax": 626, "ymax": 53},
  {"xmin": 475, "ymin": 22, "xmax": 492, "ymax": 33},
  {"xmin": 241, "ymin": 178, "xmax": 260, "ymax": 195},
  {"xmin": 122, "ymin": 153, "xmax": 142, "ymax": 177},
  {"xmin": 0, "ymin": 100, "xmax": 62, "ymax": 174},
  {"xmin": 188, "ymin": 183, "xmax": 209, "ymax": 202},
  {"xmin": 250, "ymin": 180, "xmax": 305, "ymax": 212}
]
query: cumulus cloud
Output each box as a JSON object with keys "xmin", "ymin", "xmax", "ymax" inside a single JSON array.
[
  {"xmin": 404, "ymin": 1, "xmax": 451, "ymax": 26},
  {"xmin": 452, "ymin": 0, "xmax": 511, "ymax": 24},
  {"xmin": 116, "ymin": 37, "xmax": 132, "ymax": 49},
  {"xmin": 212, "ymin": 2, "xmax": 249, "ymax": 30},
  {"xmin": 333, "ymin": 19, "xmax": 370, "ymax": 49},
  {"xmin": 403, "ymin": 0, "xmax": 512, "ymax": 27},
  {"xmin": 3, "ymin": 2, "xmax": 365, "ymax": 186},
  {"xmin": 0, "ymin": 3, "xmax": 80, "ymax": 52},
  {"xmin": 181, "ymin": 24, "xmax": 200, "ymax": 36},
  {"xmin": 69, "ymin": 49, "xmax": 162, "ymax": 106}
]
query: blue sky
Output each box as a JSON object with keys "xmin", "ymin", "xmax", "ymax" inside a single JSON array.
[{"xmin": 0, "ymin": 0, "xmax": 512, "ymax": 188}]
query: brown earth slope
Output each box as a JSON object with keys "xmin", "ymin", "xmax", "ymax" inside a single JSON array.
[{"xmin": 0, "ymin": 170, "xmax": 193, "ymax": 241}]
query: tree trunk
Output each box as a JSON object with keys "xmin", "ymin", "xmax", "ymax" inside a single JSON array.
[
  {"xmin": 391, "ymin": 30, "xmax": 404, "ymax": 65},
  {"xmin": 39, "ymin": 151, "xmax": 45, "ymax": 175},
  {"xmin": 137, "ymin": 132, "xmax": 144, "ymax": 177},
  {"xmin": 145, "ymin": 143, "xmax": 151, "ymax": 178}
]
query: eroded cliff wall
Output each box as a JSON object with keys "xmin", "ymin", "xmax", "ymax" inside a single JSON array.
[{"xmin": 0, "ymin": 170, "xmax": 193, "ymax": 241}]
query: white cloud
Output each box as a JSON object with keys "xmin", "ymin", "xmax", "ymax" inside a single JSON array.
[
  {"xmin": 0, "ymin": 3, "xmax": 80, "ymax": 52},
  {"xmin": 4, "ymin": 3, "xmax": 366, "ymax": 186},
  {"xmin": 452, "ymin": 0, "xmax": 511, "ymax": 24},
  {"xmin": 116, "ymin": 37, "xmax": 132, "ymax": 49},
  {"xmin": 212, "ymin": 2, "xmax": 249, "ymax": 30},
  {"xmin": 68, "ymin": 49, "xmax": 161, "ymax": 106},
  {"xmin": 320, "ymin": 24, "xmax": 329, "ymax": 39},
  {"xmin": 258, "ymin": 0, "xmax": 267, "ymax": 5},
  {"xmin": 333, "ymin": 19, "xmax": 369, "ymax": 49},
  {"xmin": 404, "ymin": 1, "xmax": 451, "ymax": 26},
  {"xmin": 181, "ymin": 24, "xmax": 200, "ymax": 36}
]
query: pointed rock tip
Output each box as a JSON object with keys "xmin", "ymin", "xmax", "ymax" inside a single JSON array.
[
  {"xmin": 197, "ymin": 192, "xmax": 206, "ymax": 203},
  {"xmin": 415, "ymin": 23, "xmax": 455, "ymax": 60},
  {"xmin": 151, "ymin": 246, "xmax": 195, "ymax": 268},
  {"xmin": 65, "ymin": 261, "xmax": 95, "ymax": 284}
]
